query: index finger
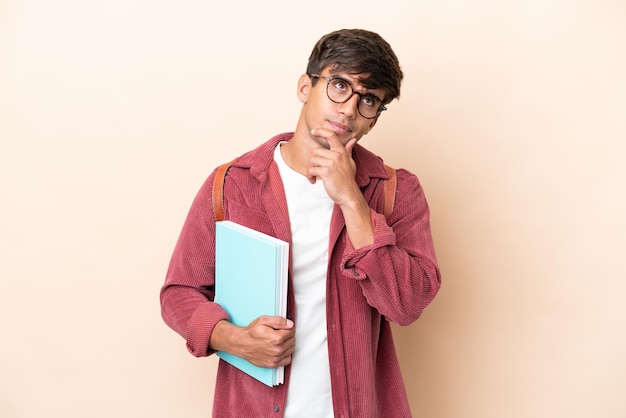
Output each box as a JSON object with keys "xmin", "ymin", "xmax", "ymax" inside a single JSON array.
[
  {"xmin": 325, "ymin": 132, "xmax": 344, "ymax": 151},
  {"xmin": 310, "ymin": 128, "xmax": 343, "ymax": 151}
]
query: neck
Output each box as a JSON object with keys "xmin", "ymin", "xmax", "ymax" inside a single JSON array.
[{"xmin": 279, "ymin": 136, "xmax": 312, "ymax": 178}]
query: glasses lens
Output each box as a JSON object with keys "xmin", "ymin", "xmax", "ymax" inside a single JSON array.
[
  {"xmin": 358, "ymin": 96, "xmax": 381, "ymax": 119},
  {"xmin": 325, "ymin": 76, "xmax": 382, "ymax": 119},
  {"xmin": 327, "ymin": 78, "xmax": 352, "ymax": 103}
]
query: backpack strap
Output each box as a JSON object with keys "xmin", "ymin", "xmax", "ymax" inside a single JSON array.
[
  {"xmin": 212, "ymin": 161, "xmax": 397, "ymax": 221},
  {"xmin": 212, "ymin": 160, "xmax": 235, "ymax": 222},
  {"xmin": 382, "ymin": 164, "xmax": 397, "ymax": 218}
]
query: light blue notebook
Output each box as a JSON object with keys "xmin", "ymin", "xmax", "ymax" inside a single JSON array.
[{"xmin": 214, "ymin": 220, "xmax": 289, "ymax": 386}]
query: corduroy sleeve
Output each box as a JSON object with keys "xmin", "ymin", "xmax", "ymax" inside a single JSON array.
[
  {"xmin": 340, "ymin": 169, "xmax": 441, "ymax": 325},
  {"xmin": 160, "ymin": 172, "xmax": 230, "ymax": 357}
]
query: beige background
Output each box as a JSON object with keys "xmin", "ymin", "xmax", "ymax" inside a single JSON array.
[{"xmin": 1, "ymin": 0, "xmax": 625, "ymax": 417}]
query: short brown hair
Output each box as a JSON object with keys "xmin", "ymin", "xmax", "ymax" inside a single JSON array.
[{"xmin": 306, "ymin": 29, "xmax": 403, "ymax": 104}]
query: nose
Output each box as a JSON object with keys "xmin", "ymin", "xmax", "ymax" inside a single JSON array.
[{"xmin": 338, "ymin": 93, "xmax": 360, "ymax": 118}]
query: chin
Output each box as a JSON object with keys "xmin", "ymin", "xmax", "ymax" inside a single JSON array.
[{"xmin": 318, "ymin": 138, "xmax": 332, "ymax": 149}]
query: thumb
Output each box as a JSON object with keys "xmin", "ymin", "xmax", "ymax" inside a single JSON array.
[
  {"xmin": 258, "ymin": 315, "xmax": 294, "ymax": 330},
  {"xmin": 344, "ymin": 137, "xmax": 357, "ymax": 154}
]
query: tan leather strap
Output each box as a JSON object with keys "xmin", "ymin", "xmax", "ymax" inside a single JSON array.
[
  {"xmin": 212, "ymin": 160, "xmax": 234, "ymax": 222},
  {"xmin": 212, "ymin": 161, "xmax": 397, "ymax": 221},
  {"xmin": 383, "ymin": 164, "xmax": 397, "ymax": 218}
]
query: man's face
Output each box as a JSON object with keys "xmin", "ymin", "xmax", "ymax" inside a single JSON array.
[{"xmin": 298, "ymin": 68, "xmax": 386, "ymax": 148}]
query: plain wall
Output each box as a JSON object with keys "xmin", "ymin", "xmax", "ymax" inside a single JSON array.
[{"xmin": 1, "ymin": 1, "xmax": 624, "ymax": 417}]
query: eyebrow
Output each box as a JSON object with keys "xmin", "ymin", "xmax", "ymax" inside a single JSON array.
[{"xmin": 328, "ymin": 73, "xmax": 384, "ymax": 102}]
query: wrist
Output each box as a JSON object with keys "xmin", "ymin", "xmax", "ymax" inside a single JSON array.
[
  {"xmin": 341, "ymin": 198, "xmax": 375, "ymax": 249},
  {"xmin": 209, "ymin": 320, "xmax": 239, "ymax": 353}
]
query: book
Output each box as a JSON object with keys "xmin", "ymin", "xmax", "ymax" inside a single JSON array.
[{"xmin": 214, "ymin": 220, "xmax": 289, "ymax": 386}]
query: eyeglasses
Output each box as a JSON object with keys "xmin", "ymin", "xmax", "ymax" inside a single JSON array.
[{"xmin": 309, "ymin": 74, "xmax": 387, "ymax": 119}]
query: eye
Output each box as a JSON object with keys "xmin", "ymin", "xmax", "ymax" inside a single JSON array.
[
  {"xmin": 331, "ymin": 78, "xmax": 349, "ymax": 93},
  {"xmin": 361, "ymin": 94, "xmax": 379, "ymax": 108}
]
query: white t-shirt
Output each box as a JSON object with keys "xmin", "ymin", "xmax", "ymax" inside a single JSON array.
[{"xmin": 274, "ymin": 144, "xmax": 335, "ymax": 418}]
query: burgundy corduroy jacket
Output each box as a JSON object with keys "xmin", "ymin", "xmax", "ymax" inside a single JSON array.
[{"xmin": 160, "ymin": 132, "xmax": 441, "ymax": 417}]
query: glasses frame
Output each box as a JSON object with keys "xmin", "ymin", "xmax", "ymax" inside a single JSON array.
[{"xmin": 308, "ymin": 74, "xmax": 387, "ymax": 119}]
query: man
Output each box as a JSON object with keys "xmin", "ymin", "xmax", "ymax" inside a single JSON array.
[{"xmin": 160, "ymin": 28, "xmax": 441, "ymax": 417}]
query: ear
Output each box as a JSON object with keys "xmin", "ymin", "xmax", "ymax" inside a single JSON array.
[{"xmin": 297, "ymin": 73, "xmax": 311, "ymax": 104}]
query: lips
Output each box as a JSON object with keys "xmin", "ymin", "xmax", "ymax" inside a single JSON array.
[{"xmin": 328, "ymin": 121, "xmax": 352, "ymax": 134}]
